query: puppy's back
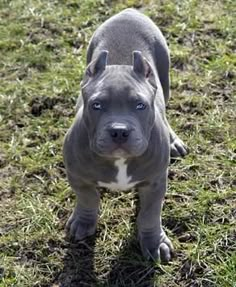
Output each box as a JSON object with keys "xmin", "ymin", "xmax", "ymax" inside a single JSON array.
[{"xmin": 87, "ymin": 9, "xmax": 168, "ymax": 66}]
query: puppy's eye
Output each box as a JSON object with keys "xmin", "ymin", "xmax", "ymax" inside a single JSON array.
[
  {"xmin": 92, "ymin": 102, "xmax": 102, "ymax": 110},
  {"xmin": 136, "ymin": 103, "xmax": 146, "ymax": 110}
]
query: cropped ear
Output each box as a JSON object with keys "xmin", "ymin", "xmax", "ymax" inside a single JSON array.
[
  {"xmin": 86, "ymin": 50, "xmax": 109, "ymax": 77},
  {"xmin": 132, "ymin": 50, "xmax": 157, "ymax": 89}
]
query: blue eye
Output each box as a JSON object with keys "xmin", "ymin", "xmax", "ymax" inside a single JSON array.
[
  {"xmin": 136, "ymin": 103, "xmax": 146, "ymax": 110},
  {"xmin": 92, "ymin": 102, "xmax": 102, "ymax": 110}
]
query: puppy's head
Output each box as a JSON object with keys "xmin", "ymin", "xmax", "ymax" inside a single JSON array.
[{"xmin": 81, "ymin": 50, "xmax": 157, "ymax": 159}]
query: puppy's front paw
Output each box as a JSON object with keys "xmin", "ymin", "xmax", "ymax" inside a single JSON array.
[
  {"xmin": 66, "ymin": 208, "xmax": 97, "ymax": 241},
  {"xmin": 139, "ymin": 229, "xmax": 173, "ymax": 262},
  {"xmin": 171, "ymin": 137, "xmax": 188, "ymax": 158}
]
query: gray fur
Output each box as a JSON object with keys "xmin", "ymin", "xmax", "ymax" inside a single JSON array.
[{"xmin": 63, "ymin": 8, "xmax": 188, "ymax": 262}]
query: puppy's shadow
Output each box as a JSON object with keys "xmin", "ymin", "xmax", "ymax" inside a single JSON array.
[
  {"xmin": 104, "ymin": 196, "xmax": 160, "ymax": 287},
  {"xmin": 55, "ymin": 235, "xmax": 97, "ymax": 287},
  {"xmin": 105, "ymin": 230, "xmax": 157, "ymax": 287}
]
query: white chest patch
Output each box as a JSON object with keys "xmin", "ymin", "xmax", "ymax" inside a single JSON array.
[{"xmin": 98, "ymin": 158, "xmax": 139, "ymax": 191}]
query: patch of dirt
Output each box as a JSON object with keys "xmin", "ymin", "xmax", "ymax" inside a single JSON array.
[
  {"xmin": 28, "ymin": 20, "xmax": 63, "ymax": 40},
  {"xmin": 29, "ymin": 61, "xmax": 47, "ymax": 71},
  {"xmin": 163, "ymin": 216, "xmax": 191, "ymax": 235},
  {"xmin": 30, "ymin": 96, "xmax": 59, "ymax": 116},
  {"xmin": 178, "ymin": 232, "xmax": 197, "ymax": 243},
  {"xmin": 24, "ymin": 167, "xmax": 50, "ymax": 179},
  {"xmin": 173, "ymin": 102, "xmax": 205, "ymax": 115},
  {"xmin": 168, "ymin": 169, "xmax": 189, "ymax": 181},
  {"xmin": 177, "ymin": 259, "xmax": 213, "ymax": 286},
  {"xmin": 29, "ymin": 95, "xmax": 75, "ymax": 117},
  {"xmin": 180, "ymin": 121, "xmax": 196, "ymax": 131},
  {"xmin": 172, "ymin": 58, "xmax": 187, "ymax": 71}
]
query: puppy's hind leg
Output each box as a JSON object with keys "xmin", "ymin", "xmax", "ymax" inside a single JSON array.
[{"xmin": 167, "ymin": 121, "xmax": 188, "ymax": 158}]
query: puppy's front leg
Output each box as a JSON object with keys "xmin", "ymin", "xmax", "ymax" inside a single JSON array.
[
  {"xmin": 137, "ymin": 172, "xmax": 173, "ymax": 262},
  {"xmin": 66, "ymin": 177, "xmax": 100, "ymax": 241}
]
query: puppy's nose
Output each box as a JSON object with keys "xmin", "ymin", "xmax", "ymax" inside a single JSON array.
[{"xmin": 109, "ymin": 124, "xmax": 130, "ymax": 144}]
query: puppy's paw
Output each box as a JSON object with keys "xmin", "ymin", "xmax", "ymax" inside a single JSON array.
[
  {"xmin": 66, "ymin": 208, "xmax": 97, "ymax": 241},
  {"xmin": 171, "ymin": 137, "xmax": 188, "ymax": 158},
  {"xmin": 139, "ymin": 229, "xmax": 174, "ymax": 262}
]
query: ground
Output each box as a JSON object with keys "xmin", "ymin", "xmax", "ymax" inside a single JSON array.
[{"xmin": 0, "ymin": 0, "xmax": 235, "ymax": 286}]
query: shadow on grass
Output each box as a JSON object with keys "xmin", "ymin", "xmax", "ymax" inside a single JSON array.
[
  {"xmin": 105, "ymin": 232, "xmax": 157, "ymax": 287},
  {"xmin": 54, "ymin": 235, "xmax": 97, "ymax": 287},
  {"xmin": 54, "ymin": 231, "xmax": 157, "ymax": 287},
  {"xmin": 54, "ymin": 207, "xmax": 160, "ymax": 287}
]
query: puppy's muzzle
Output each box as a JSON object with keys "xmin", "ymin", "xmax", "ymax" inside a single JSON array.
[{"xmin": 108, "ymin": 123, "xmax": 131, "ymax": 144}]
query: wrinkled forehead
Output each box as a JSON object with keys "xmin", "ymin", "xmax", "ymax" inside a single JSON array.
[
  {"xmin": 99, "ymin": 82, "xmax": 140, "ymax": 100},
  {"xmin": 83, "ymin": 65, "xmax": 153, "ymax": 101}
]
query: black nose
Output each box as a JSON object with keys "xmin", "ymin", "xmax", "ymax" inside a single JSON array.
[{"xmin": 109, "ymin": 125, "xmax": 130, "ymax": 144}]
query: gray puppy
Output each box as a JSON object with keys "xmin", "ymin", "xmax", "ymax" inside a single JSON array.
[{"xmin": 63, "ymin": 8, "xmax": 187, "ymax": 262}]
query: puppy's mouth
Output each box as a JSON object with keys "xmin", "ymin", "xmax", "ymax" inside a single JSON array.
[
  {"xmin": 93, "ymin": 134, "xmax": 147, "ymax": 158},
  {"xmin": 94, "ymin": 140, "xmax": 130, "ymax": 158},
  {"xmin": 110, "ymin": 147, "xmax": 130, "ymax": 158}
]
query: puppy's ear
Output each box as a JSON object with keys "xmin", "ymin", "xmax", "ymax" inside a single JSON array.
[
  {"xmin": 86, "ymin": 50, "xmax": 108, "ymax": 77},
  {"xmin": 132, "ymin": 51, "xmax": 157, "ymax": 89}
]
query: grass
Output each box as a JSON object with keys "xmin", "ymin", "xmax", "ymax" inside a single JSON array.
[{"xmin": 0, "ymin": 0, "xmax": 235, "ymax": 286}]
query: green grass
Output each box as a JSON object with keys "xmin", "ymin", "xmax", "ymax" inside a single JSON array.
[{"xmin": 0, "ymin": 0, "xmax": 235, "ymax": 286}]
